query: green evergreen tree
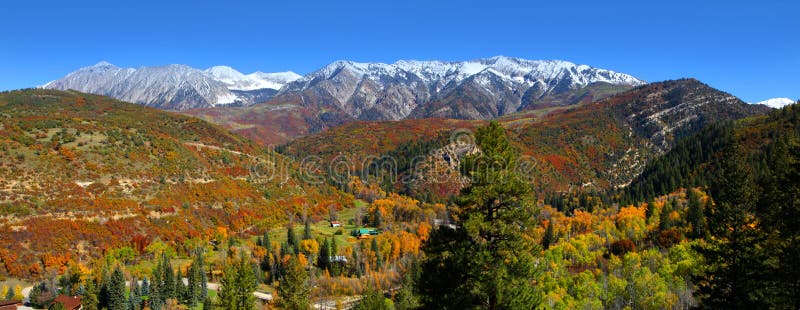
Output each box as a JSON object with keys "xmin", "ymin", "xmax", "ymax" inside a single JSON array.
[
  {"xmin": 418, "ymin": 121, "xmax": 542, "ymax": 309},
  {"xmin": 128, "ymin": 277, "xmax": 140, "ymax": 310},
  {"xmin": 4, "ymin": 287, "xmax": 13, "ymax": 300},
  {"xmin": 149, "ymin": 277, "xmax": 163, "ymax": 310},
  {"xmin": 659, "ymin": 198, "xmax": 675, "ymax": 231},
  {"xmin": 218, "ymin": 254, "xmax": 256, "ymax": 310},
  {"xmin": 82, "ymin": 279, "xmax": 100, "ymax": 310},
  {"xmin": 303, "ymin": 217, "xmax": 313, "ymax": 240},
  {"xmin": 187, "ymin": 259, "xmax": 199, "ymax": 307},
  {"xmin": 370, "ymin": 238, "xmax": 383, "ymax": 270},
  {"xmin": 686, "ymin": 189, "xmax": 707, "ymax": 238},
  {"xmin": 278, "ymin": 255, "xmax": 310, "ymax": 310},
  {"xmin": 542, "ymin": 222, "xmax": 556, "ymax": 250},
  {"xmin": 141, "ymin": 277, "xmax": 150, "ymax": 298},
  {"xmin": 108, "ymin": 266, "xmax": 127, "ymax": 310},
  {"xmin": 218, "ymin": 264, "xmax": 237, "ymax": 310},
  {"xmin": 696, "ymin": 144, "xmax": 763, "ymax": 309},
  {"xmin": 645, "ymin": 197, "xmax": 656, "ymax": 223},
  {"xmin": 235, "ymin": 255, "xmax": 257, "ymax": 310},
  {"xmin": 175, "ymin": 270, "xmax": 187, "ymax": 304},
  {"xmin": 394, "ymin": 260, "xmax": 420, "ymax": 310},
  {"xmin": 202, "ymin": 294, "xmax": 216, "ymax": 310},
  {"xmin": 752, "ymin": 135, "xmax": 800, "ymax": 307},
  {"xmin": 317, "ymin": 238, "xmax": 330, "ymax": 271},
  {"xmin": 162, "ymin": 254, "xmax": 176, "ymax": 300},
  {"xmin": 287, "ymin": 222, "xmax": 299, "ymax": 254}
]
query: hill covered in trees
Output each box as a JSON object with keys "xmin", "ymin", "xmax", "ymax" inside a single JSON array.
[
  {"xmin": 282, "ymin": 79, "xmax": 770, "ymax": 201},
  {"xmin": 0, "ymin": 89, "xmax": 350, "ymax": 279}
]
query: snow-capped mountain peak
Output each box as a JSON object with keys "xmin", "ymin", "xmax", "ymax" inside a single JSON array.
[
  {"xmin": 280, "ymin": 56, "xmax": 646, "ymax": 120},
  {"xmin": 45, "ymin": 62, "xmax": 303, "ymax": 109},
  {"xmin": 755, "ymin": 98, "xmax": 796, "ymax": 109}
]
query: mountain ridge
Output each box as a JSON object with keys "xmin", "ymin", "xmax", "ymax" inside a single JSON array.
[{"xmin": 43, "ymin": 61, "xmax": 302, "ymax": 110}]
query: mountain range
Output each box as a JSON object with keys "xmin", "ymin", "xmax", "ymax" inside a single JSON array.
[
  {"xmin": 44, "ymin": 57, "xmax": 644, "ymax": 115},
  {"xmin": 43, "ymin": 61, "xmax": 301, "ymax": 110}
]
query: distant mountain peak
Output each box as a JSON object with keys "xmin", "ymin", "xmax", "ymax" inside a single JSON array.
[
  {"xmin": 91, "ymin": 61, "xmax": 116, "ymax": 67},
  {"xmin": 45, "ymin": 62, "xmax": 302, "ymax": 109},
  {"xmin": 755, "ymin": 97, "xmax": 795, "ymax": 108}
]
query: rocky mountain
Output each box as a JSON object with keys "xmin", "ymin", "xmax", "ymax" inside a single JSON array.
[
  {"xmin": 274, "ymin": 56, "xmax": 645, "ymax": 120},
  {"xmin": 43, "ymin": 62, "xmax": 301, "ymax": 110},
  {"xmin": 282, "ymin": 79, "xmax": 771, "ymax": 195}
]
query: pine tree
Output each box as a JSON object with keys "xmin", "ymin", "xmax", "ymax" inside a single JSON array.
[
  {"xmin": 108, "ymin": 266, "xmax": 127, "ymax": 310},
  {"xmin": 149, "ymin": 278, "xmax": 163, "ymax": 310},
  {"xmin": 394, "ymin": 260, "xmax": 420, "ymax": 310},
  {"xmin": 418, "ymin": 121, "xmax": 542, "ymax": 309},
  {"xmin": 303, "ymin": 217, "xmax": 313, "ymax": 240},
  {"xmin": 371, "ymin": 238, "xmax": 383, "ymax": 270},
  {"xmin": 129, "ymin": 277, "xmax": 141, "ymax": 310},
  {"xmin": 696, "ymin": 144, "xmax": 762, "ymax": 308},
  {"xmin": 162, "ymin": 254, "xmax": 176, "ymax": 300},
  {"xmin": 686, "ymin": 189, "xmax": 707, "ymax": 238},
  {"xmin": 218, "ymin": 264, "xmax": 237, "ymax": 310},
  {"xmin": 218, "ymin": 254, "xmax": 256, "ymax": 310},
  {"xmin": 3, "ymin": 286, "xmax": 13, "ymax": 300},
  {"xmin": 317, "ymin": 238, "xmax": 330, "ymax": 271},
  {"xmin": 287, "ymin": 223, "xmax": 299, "ymax": 254},
  {"xmin": 141, "ymin": 277, "xmax": 150, "ymax": 297},
  {"xmin": 187, "ymin": 259, "xmax": 199, "ymax": 307},
  {"xmin": 659, "ymin": 198, "xmax": 675, "ymax": 231},
  {"xmin": 177, "ymin": 270, "xmax": 188, "ymax": 305},
  {"xmin": 278, "ymin": 255, "xmax": 310, "ymax": 310},
  {"xmin": 542, "ymin": 222, "xmax": 556, "ymax": 250},
  {"xmin": 645, "ymin": 197, "xmax": 656, "ymax": 223},
  {"xmin": 98, "ymin": 266, "xmax": 111, "ymax": 309},
  {"xmin": 235, "ymin": 255, "xmax": 256, "ymax": 310},
  {"xmin": 82, "ymin": 279, "xmax": 99, "ymax": 310}
]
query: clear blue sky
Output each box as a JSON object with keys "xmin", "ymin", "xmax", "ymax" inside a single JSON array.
[{"xmin": 0, "ymin": 0, "xmax": 796, "ymax": 103}]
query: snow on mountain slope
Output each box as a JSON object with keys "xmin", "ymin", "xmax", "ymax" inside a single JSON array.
[
  {"xmin": 278, "ymin": 56, "xmax": 646, "ymax": 120},
  {"xmin": 755, "ymin": 98, "xmax": 796, "ymax": 108},
  {"xmin": 44, "ymin": 62, "xmax": 300, "ymax": 110},
  {"xmin": 205, "ymin": 66, "xmax": 301, "ymax": 91},
  {"xmin": 44, "ymin": 57, "xmax": 641, "ymax": 115}
]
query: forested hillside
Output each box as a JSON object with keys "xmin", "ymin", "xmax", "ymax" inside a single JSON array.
[{"xmin": 0, "ymin": 89, "xmax": 350, "ymax": 279}]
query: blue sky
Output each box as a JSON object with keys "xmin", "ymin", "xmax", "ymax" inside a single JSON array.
[{"xmin": 0, "ymin": 0, "xmax": 796, "ymax": 103}]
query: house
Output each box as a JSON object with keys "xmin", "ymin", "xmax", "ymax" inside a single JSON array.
[
  {"xmin": 330, "ymin": 255, "xmax": 348, "ymax": 263},
  {"xmin": 351, "ymin": 228, "xmax": 380, "ymax": 238},
  {"xmin": 51, "ymin": 295, "xmax": 82, "ymax": 310},
  {"xmin": 0, "ymin": 300, "xmax": 22, "ymax": 310},
  {"xmin": 330, "ymin": 221, "xmax": 342, "ymax": 227}
]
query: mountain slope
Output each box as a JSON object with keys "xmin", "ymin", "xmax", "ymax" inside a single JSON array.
[
  {"xmin": 44, "ymin": 62, "xmax": 301, "ymax": 110},
  {"xmin": 624, "ymin": 101, "xmax": 800, "ymax": 201},
  {"xmin": 187, "ymin": 57, "xmax": 644, "ymax": 143},
  {"xmin": 276, "ymin": 56, "xmax": 645, "ymax": 121},
  {"xmin": 0, "ymin": 89, "xmax": 349, "ymax": 278},
  {"xmin": 282, "ymin": 79, "xmax": 771, "ymax": 198}
]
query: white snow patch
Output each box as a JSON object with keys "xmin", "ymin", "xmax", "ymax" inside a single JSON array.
[{"xmin": 754, "ymin": 98, "xmax": 796, "ymax": 108}]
